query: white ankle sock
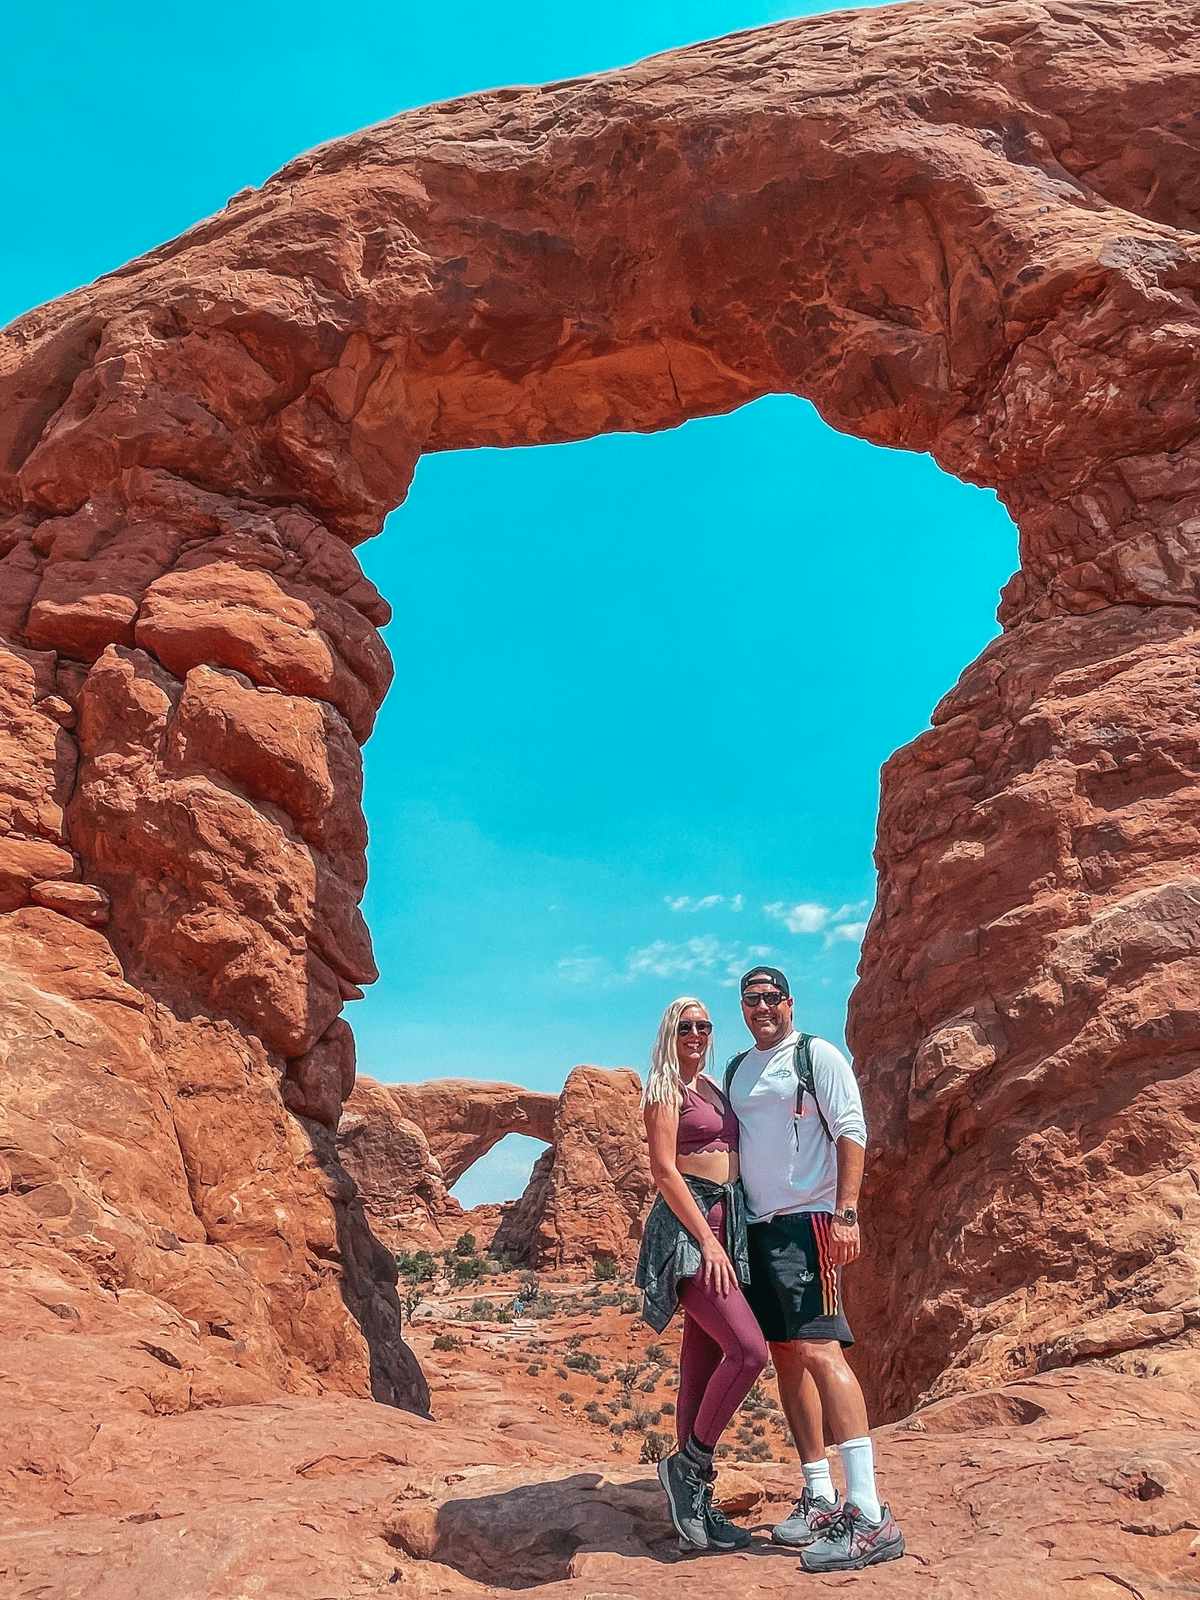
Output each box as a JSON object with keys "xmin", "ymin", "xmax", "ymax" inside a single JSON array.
[
  {"xmin": 802, "ymin": 1457, "xmax": 837, "ymax": 1505},
  {"xmin": 837, "ymin": 1435, "xmax": 881, "ymax": 1521}
]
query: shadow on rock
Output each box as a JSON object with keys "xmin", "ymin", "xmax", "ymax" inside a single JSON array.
[
  {"xmin": 306, "ymin": 1119, "xmax": 431, "ymax": 1414},
  {"xmin": 388, "ymin": 1470, "xmax": 674, "ymax": 1586}
]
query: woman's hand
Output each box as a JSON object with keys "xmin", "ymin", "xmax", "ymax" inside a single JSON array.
[{"xmin": 700, "ymin": 1241, "xmax": 735, "ymax": 1297}]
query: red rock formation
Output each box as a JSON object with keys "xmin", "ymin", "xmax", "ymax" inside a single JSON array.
[
  {"xmin": 335, "ymin": 1072, "xmax": 640, "ymax": 1261},
  {"xmin": 0, "ymin": 0, "xmax": 1196, "ymax": 1499},
  {"xmin": 337, "ymin": 1076, "xmax": 466, "ymax": 1248},
  {"xmin": 493, "ymin": 1067, "xmax": 651, "ymax": 1269},
  {"xmin": 385, "ymin": 1079, "xmax": 557, "ymax": 1187}
]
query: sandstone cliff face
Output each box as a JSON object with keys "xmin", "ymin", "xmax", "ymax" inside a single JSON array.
[{"xmin": 1, "ymin": 0, "xmax": 1198, "ymax": 1450}]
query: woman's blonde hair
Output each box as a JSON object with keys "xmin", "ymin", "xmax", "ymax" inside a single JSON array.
[{"xmin": 642, "ymin": 995, "xmax": 713, "ymax": 1111}]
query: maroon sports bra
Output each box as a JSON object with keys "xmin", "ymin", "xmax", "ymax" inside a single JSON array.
[{"xmin": 677, "ymin": 1080, "xmax": 740, "ymax": 1156}]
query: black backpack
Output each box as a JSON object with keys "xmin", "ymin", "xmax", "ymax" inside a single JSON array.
[{"xmin": 723, "ymin": 1033, "xmax": 833, "ymax": 1143}]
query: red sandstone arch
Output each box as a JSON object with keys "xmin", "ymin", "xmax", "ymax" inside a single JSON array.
[{"xmin": 1, "ymin": 0, "xmax": 1198, "ymax": 1420}]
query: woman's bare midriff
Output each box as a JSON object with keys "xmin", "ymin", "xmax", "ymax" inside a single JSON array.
[{"xmin": 677, "ymin": 1150, "xmax": 739, "ymax": 1186}]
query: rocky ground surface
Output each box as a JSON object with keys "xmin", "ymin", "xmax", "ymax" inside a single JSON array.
[{"xmin": 4, "ymin": 1258, "xmax": 1198, "ymax": 1600}]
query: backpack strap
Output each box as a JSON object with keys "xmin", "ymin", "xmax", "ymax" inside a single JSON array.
[
  {"xmin": 723, "ymin": 1051, "xmax": 749, "ymax": 1101},
  {"xmin": 794, "ymin": 1034, "xmax": 834, "ymax": 1144},
  {"xmin": 726, "ymin": 1039, "xmax": 834, "ymax": 1144}
]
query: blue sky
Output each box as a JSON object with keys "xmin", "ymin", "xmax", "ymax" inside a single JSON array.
[{"xmin": 7, "ymin": 0, "xmax": 1016, "ymax": 1205}]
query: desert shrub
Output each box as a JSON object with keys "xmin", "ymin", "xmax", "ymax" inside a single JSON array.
[
  {"xmin": 593, "ymin": 1256, "xmax": 618, "ymax": 1282},
  {"xmin": 454, "ymin": 1232, "xmax": 478, "ymax": 1256},
  {"xmin": 529, "ymin": 1295, "xmax": 557, "ymax": 1317},
  {"xmin": 467, "ymin": 1297, "xmax": 498, "ymax": 1319},
  {"xmin": 565, "ymin": 1333, "xmax": 585, "ymax": 1350},
  {"xmin": 525, "ymin": 1363, "xmax": 542, "ymax": 1377},
  {"xmin": 609, "ymin": 1420, "xmax": 626, "ymax": 1437},
  {"xmin": 660, "ymin": 1400, "xmax": 675, "ymax": 1414},
  {"xmin": 618, "ymin": 1293, "xmax": 640, "ymax": 1314},
  {"xmin": 558, "ymin": 1391, "xmax": 572, "ymax": 1403},
  {"xmin": 630, "ymin": 1409, "xmax": 655, "ymax": 1432},
  {"xmin": 519, "ymin": 1275, "xmax": 540, "ymax": 1300},
  {"xmin": 564, "ymin": 1351, "xmax": 600, "ymax": 1375},
  {"xmin": 453, "ymin": 1256, "xmax": 485, "ymax": 1285},
  {"xmin": 639, "ymin": 1378, "xmax": 656, "ymax": 1394},
  {"xmin": 749, "ymin": 1440, "xmax": 773, "ymax": 1461},
  {"xmin": 646, "ymin": 1343, "xmax": 667, "ymax": 1364},
  {"xmin": 495, "ymin": 1308, "xmax": 513, "ymax": 1324},
  {"xmin": 751, "ymin": 1422, "xmax": 766, "ymax": 1437},
  {"xmin": 746, "ymin": 1381, "xmax": 767, "ymax": 1406},
  {"xmin": 639, "ymin": 1430, "xmax": 672, "ymax": 1464},
  {"xmin": 432, "ymin": 1333, "xmax": 463, "ymax": 1351},
  {"xmin": 396, "ymin": 1250, "xmax": 438, "ymax": 1280},
  {"xmin": 715, "ymin": 1443, "xmax": 732, "ymax": 1459}
]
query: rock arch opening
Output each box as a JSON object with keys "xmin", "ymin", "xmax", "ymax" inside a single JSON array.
[{"xmin": 1, "ymin": 1, "xmax": 1197, "ymax": 1423}]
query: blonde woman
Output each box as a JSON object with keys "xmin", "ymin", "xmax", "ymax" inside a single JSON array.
[{"xmin": 635, "ymin": 996, "xmax": 767, "ymax": 1551}]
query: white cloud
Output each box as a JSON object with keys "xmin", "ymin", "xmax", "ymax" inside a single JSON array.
[
  {"xmin": 623, "ymin": 936, "xmax": 774, "ymax": 988},
  {"xmin": 556, "ymin": 953, "xmax": 609, "ymax": 984},
  {"xmin": 832, "ymin": 900, "xmax": 870, "ymax": 921},
  {"xmin": 827, "ymin": 920, "xmax": 868, "ymax": 945},
  {"xmin": 664, "ymin": 893, "xmax": 744, "ymax": 914},
  {"xmin": 763, "ymin": 900, "xmax": 831, "ymax": 935}
]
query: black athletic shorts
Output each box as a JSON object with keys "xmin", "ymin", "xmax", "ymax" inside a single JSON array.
[{"xmin": 744, "ymin": 1210, "xmax": 854, "ymax": 1346}]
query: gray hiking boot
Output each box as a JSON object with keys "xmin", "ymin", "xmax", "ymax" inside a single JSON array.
[
  {"xmin": 701, "ymin": 1477, "xmax": 752, "ymax": 1550},
  {"xmin": 657, "ymin": 1451, "xmax": 711, "ymax": 1549},
  {"xmin": 771, "ymin": 1486, "xmax": 841, "ymax": 1547},
  {"xmin": 799, "ymin": 1502, "xmax": 905, "ymax": 1571}
]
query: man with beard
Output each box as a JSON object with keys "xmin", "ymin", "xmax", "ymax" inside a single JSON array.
[{"xmin": 724, "ymin": 965, "xmax": 904, "ymax": 1572}]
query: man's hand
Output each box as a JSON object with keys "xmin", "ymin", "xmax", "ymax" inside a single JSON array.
[{"xmin": 828, "ymin": 1216, "xmax": 861, "ymax": 1265}]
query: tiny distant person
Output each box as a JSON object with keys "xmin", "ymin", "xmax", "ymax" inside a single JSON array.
[
  {"xmin": 725, "ymin": 965, "xmax": 904, "ymax": 1571},
  {"xmin": 635, "ymin": 995, "xmax": 766, "ymax": 1552}
]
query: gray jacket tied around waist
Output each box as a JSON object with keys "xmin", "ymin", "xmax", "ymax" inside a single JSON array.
[{"xmin": 634, "ymin": 1174, "xmax": 751, "ymax": 1333}]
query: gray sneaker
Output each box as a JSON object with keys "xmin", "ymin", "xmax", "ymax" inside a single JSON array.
[
  {"xmin": 771, "ymin": 1487, "xmax": 841, "ymax": 1547},
  {"xmin": 701, "ymin": 1478, "xmax": 753, "ymax": 1550},
  {"xmin": 799, "ymin": 1502, "xmax": 905, "ymax": 1571},
  {"xmin": 657, "ymin": 1451, "xmax": 710, "ymax": 1549}
]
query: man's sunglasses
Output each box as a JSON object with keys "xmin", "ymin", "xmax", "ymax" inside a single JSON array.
[
  {"xmin": 676, "ymin": 1020, "xmax": 713, "ymax": 1036},
  {"xmin": 742, "ymin": 989, "xmax": 785, "ymax": 1009}
]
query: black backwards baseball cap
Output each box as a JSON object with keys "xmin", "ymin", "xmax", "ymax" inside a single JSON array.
[{"xmin": 740, "ymin": 965, "xmax": 791, "ymax": 998}]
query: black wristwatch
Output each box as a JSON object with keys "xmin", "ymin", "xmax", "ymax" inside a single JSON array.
[{"xmin": 836, "ymin": 1207, "xmax": 858, "ymax": 1226}]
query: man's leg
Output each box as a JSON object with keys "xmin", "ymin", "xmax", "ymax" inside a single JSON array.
[
  {"xmin": 780, "ymin": 1338, "xmax": 868, "ymax": 1443},
  {"xmin": 769, "ymin": 1340, "xmax": 825, "ymax": 1461}
]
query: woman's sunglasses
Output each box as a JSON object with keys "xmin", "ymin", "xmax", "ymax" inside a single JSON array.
[{"xmin": 676, "ymin": 1020, "xmax": 713, "ymax": 1036}]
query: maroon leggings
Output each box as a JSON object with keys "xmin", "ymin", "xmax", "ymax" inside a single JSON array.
[{"xmin": 675, "ymin": 1198, "xmax": 769, "ymax": 1450}]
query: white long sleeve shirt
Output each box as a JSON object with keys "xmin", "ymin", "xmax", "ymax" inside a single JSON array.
[{"xmin": 728, "ymin": 1031, "xmax": 867, "ymax": 1224}]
